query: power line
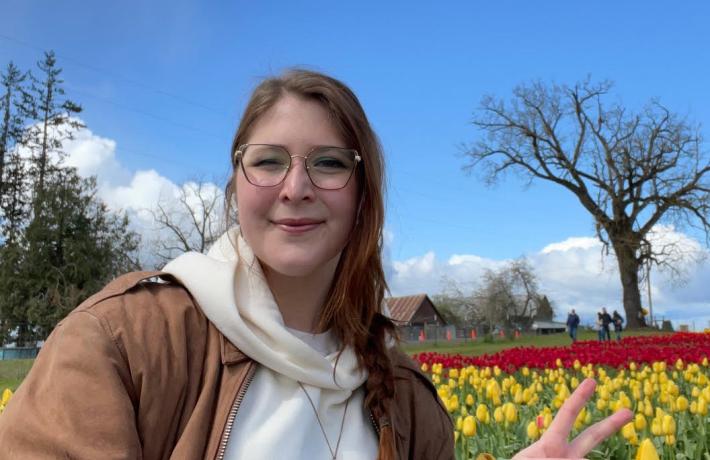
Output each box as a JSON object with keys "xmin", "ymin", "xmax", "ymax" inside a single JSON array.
[
  {"xmin": 66, "ymin": 84, "xmax": 229, "ymax": 141},
  {"xmin": 0, "ymin": 33, "xmax": 234, "ymax": 117}
]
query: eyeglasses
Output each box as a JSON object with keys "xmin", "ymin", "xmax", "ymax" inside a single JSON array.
[{"xmin": 234, "ymin": 144, "xmax": 361, "ymax": 190}]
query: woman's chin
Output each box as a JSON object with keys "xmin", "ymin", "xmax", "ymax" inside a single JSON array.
[{"xmin": 259, "ymin": 252, "xmax": 342, "ymax": 280}]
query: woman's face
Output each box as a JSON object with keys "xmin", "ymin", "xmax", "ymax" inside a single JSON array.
[{"xmin": 236, "ymin": 94, "xmax": 359, "ymax": 278}]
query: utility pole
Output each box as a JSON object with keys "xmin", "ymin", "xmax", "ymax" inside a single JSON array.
[{"xmin": 642, "ymin": 241, "xmax": 654, "ymax": 328}]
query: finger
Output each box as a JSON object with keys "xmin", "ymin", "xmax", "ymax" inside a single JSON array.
[
  {"xmin": 545, "ymin": 378, "xmax": 596, "ymax": 441},
  {"xmin": 568, "ymin": 408, "xmax": 633, "ymax": 457}
]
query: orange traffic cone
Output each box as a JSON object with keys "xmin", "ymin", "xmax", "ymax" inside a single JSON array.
[
  {"xmin": 499, "ymin": 329, "xmax": 505, "ymax": 338},
  {"xmin": 514, "ymin": 330, "xmax": 521, "ymax": 339},
  {"xmin": 418, "ymin": 330, "xmax": 425, "ymax": 342},
  {"xmin": 446, "ymin": 330, "xmax": 452, "ymax": 341},
  {"xmin": 470, "ymin": 329, "xmax": 477, "ymax": 340}
]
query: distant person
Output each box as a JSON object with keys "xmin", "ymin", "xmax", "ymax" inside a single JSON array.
[
  {"xmin": 596, "ymin": 312, "xmax": 605, "ymax": 341},
  {"xmin": 600, "ymin": 308, "xmax": 613, "ymax": 342},
  {"xmin": 612, "ymin": 310, "xmax": 624, "ymax": 340},
  {"xmin": 566, "ymin": 309, "xmax": 580, "ymax": 342}
]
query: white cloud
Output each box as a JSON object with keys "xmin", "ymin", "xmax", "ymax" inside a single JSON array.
[
  {"xmin": 59, "ymin": 123, "xmax": 224, "ymax": 268},
  {"xmin": 62, "ymin": 128, "xmax": 131, "ymax": 187},
  {"xmin": 541, "ymin": 236, "xmax": 600, "ymax": 254}
]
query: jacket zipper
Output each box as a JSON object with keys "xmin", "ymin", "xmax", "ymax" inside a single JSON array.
[{"xmin": 215, "ymin": 364, "xmax": 257, "ymax": 460}]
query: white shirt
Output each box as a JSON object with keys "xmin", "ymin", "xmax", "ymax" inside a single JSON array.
[{"xmin": 223, "ymin": 328, "xmax": 379, "ymax": 460}]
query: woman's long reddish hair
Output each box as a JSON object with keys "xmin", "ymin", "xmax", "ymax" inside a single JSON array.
[{"xmin": 224, "ymin": 69, "xmax": 397, "ymax": 459}]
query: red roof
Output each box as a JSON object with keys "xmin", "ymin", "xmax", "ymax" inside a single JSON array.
[{"xmin": 386, "ymin": 294, "xmax": 428, "ymax": 323}]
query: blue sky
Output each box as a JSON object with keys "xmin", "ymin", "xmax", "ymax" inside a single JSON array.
[{"xmin": 3, "ymin": 1, "xmax": 709, "ymax": 325}]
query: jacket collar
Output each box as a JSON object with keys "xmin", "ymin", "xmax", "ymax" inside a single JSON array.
[{"xmin": 220, "ymin": 334, "xmax": 251, "ymax": 365}]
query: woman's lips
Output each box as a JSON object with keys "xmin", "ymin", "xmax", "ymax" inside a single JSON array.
[{"xmin": 273, "ymin": 220, "xmax": 323, "ymax": 234}]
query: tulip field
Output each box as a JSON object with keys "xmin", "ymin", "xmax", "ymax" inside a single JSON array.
[
  {"xmin": 414, "ymin": 332, "xmax": 710, "ymax": 459},
  {"xmin": 2, "ymin": 332, "xmax": 710, "ymax": 459}
]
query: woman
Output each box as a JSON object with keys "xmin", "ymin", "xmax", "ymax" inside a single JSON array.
[{"xmin": 0, "ymin": 70, "xmax": 631, "ymax": 459}]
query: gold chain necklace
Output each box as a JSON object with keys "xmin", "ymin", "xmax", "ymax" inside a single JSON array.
[{"xmin": 298, "ymin": 382, "xmax": 350, "ymax": 460}]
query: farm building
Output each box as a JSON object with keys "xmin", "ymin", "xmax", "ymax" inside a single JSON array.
[
  {"xmin": 385, "ymin": 294, "xmax": 448, "ymax": 341},
  {"xmin": 386, "ymin": 293, "xmax": 446, "ymax": 326}
]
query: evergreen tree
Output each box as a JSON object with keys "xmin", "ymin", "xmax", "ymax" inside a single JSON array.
[
  {"xmin": 7, "ymin": 168, "xmax": 140, "ymax": 344},
  {"xmin": 534, "ymin": 295, "xmax": 555, "ymax": 321},
  {"xmin": 0, "ymin": 151, "xmax": 29, "ymax": 244},
  {"xmin": 22, "ymin": 51, "xmax": 83, "ymax": 200},
  {"xmin": 0, "ymin": 61, "xmax": 28, "ymax": 194},
  {"xmin": 0, "ymin": 52, "xmax": 141, "ymax": 345}
]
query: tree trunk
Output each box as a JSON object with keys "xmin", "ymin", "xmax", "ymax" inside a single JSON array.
[
  {"xmin": 0, "ymin": 89, "xmax": 10, "ymax": 188},
  {"xmin": 614, "ymin": 243, "xmax": 644, "ymax": 328}
]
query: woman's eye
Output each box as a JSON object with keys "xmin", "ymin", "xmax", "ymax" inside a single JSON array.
[
  {"xmin": 254, "ymin": 158, "xmax": 285, "ymax": 167},
  {"xmin": 313, "ymin": 158, "xmax": 347, "ymax": 169}
]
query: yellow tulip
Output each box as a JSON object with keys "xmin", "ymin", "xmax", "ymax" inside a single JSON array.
[
  {"xmin": 599, "ymin": 386, "xmax": 610, "ymax": 400},
  {"xmin": 1, "ymin": 388, "xmax": 12, "ymax": 405},
  {"xmin": 493, "ymin": 406, "xmax": 504, "ymax": 423},
  {"xmin": 661, "ymin": 414, "xmax": 675, "ymax": 435},
  {"xmin": 573, "ymin": 407, "xmax": 586, "ymax": 430},
  {"xmin": 634, "ymin": 413, "xmax": 647, "ymax": 431},
  {"xmin": 503, "ymin": 402, "xmax": 517, "ymax": 423},
  {"xmin": 448, "ymin": 395, "xmax": 459, "ymax": 412},
  {"xmin": 621, "ymin": 422, "xmax": 637, "ymax": 441},
  {"xmin": 476, "ymin": 404, "xmax": 490, "ymax": 424},
  {"xmin": 462, "ymin": 415, "xmax": 476, "ymax": 437},
  {"xmin": 675, "ymin": 396, "xmax": 689, "ymax": 412},
  {"xmin": 643, "ymin": 400, "xmax": 654, "ymax": 417},
  {"xmin": 650, "ymin": 418, "xmax": 662, "ymax": 436},
  {"xmin": 437, "ymin": 387, "xmax": 449, "ymax": 399},
  {"xmin": 596, "ymin": 398, "xmax": 607, "ymax": 411},
  {"xmin": 543, "ymin": 412, "xmax": 552, "ymax": 429},
  {"xmin": 526, "ymin": 421, "xmax": 539, "ymax": 440},
  {"xmin": 465, "ymin": 393, "xmax": 474, "ymax": 407},
  {"xmin": 635, "ymin": 438, "xmax": 660, "ymax": 460}
]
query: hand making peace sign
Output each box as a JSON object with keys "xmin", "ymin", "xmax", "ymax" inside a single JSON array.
[{"xmin": 512, "ymin": 378, "xmax": 633, "ymax": 460}]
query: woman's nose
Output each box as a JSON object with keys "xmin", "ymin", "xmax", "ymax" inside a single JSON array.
[{"xmin": 279, "ymin": 157, "xmax": 315, "ymax": 201}]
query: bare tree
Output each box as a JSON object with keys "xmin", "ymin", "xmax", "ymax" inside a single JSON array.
[
  {"xmin": 464, "ymin": 79, "xmax": 710, "ymax": 328},
  {"xmin": 149, "ymin": 179, "xmax": 223, "ymax": 265},
  {"xmin": 455, "ymin": 258, "xmax": 544, "ymax": 332},
  {"xmin": 432, "ymin": 275, "xmax": 477, "ymax": 327}
]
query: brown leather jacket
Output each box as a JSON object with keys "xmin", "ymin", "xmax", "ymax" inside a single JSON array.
[{"xmin": 0, "ymin": 272, "xmax": 454, "ymax": 460}]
